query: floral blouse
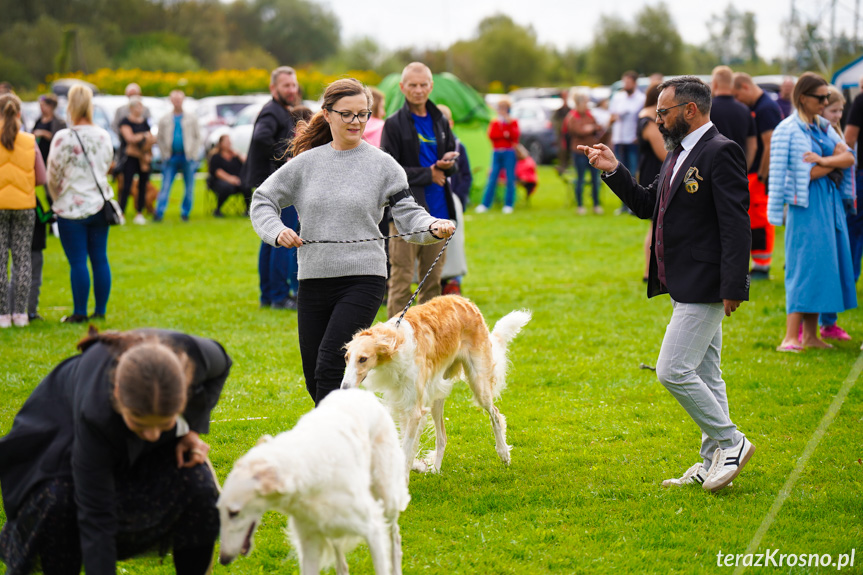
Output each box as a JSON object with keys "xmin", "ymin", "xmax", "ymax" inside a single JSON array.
[{"xmin": 47, "ymin": 125, "xmax": 114, "ymax": 219}]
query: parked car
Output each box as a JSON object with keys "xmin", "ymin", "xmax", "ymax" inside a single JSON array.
[
  {"xmin": 508, "ymin": 87, "xmax": 564, "ymax": 101},
  {"xmin": 206, "ymin": 99, "xmax": 322, "ymax": 157},
  {"xmin": 510, "ymin": 97, "xmax": 564, "ymax": 165},
  {"xmin": 20, "ymin": 101, "xmax": 41, "ymax": 132},
  {"xmin": 195, "ymin": 95, "xmax": 270, "ymax": 142}
]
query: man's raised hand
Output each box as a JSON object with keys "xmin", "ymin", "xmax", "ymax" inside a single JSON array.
[{"xmin": 575, "ymin": 143, "xmax": 619, "ymax": 173}]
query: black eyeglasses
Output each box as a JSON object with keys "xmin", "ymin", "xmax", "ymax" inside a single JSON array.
[
  {"xmin": 655, "ymin": 102, "xmax": 692, "ymax": 120},
  {"xmin": 327, "ymin": 109, "xmax": 372, "ymax": 123},
  {"xmin": 804, "ymin": 93, "xmax": 830, "ymax": 104}
]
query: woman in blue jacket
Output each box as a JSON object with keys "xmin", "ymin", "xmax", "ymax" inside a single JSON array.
[{"xmin": 768, "ymin": 72, "xmax": 857, "ymax": 351}]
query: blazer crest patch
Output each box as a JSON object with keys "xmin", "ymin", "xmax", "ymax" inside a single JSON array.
[{"xmin": 684, "ymin": 167, "xmax": 703, "ymax": 194}]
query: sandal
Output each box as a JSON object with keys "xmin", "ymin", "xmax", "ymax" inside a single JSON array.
[{"xmin": 776, "ymin": 343, "xmax": 804, "ymax": 353}]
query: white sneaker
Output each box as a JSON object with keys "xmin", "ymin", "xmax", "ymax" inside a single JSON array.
[
  {"xmin": 502, "ymin": 206, "xmax": 514, "ymax": 214},
  {"xmin": 0, "ymin": 314, "xmax": 10, "ymax": 328},
  {"xmin": 133, "ymin": 213, "xmax": 146, "ymax": 225},
  {"xmin": 475, "ymin": 205, "xmax": 488, "ymax": 213},
  {"xmin": 11, "ymin": 313, "xmax": 29, "ymax": 327},
  {"xmin": 577, "ymin": 206, "xmax": 587, "ymax": 216},
  {"xmin": 702, "ymin": 437, "xmax": 755, "ymax": 492},
  {"xmin": 662, "ymin": 462, "xmax": 708, "ymax": 487}
]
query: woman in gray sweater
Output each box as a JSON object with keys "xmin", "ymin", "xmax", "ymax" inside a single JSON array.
[{"xmin": 251, "ymin": 78, "xmax": 455, "ymax": 405}]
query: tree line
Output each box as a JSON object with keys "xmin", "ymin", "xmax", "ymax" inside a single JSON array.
[{"xmin": 0, "ymin": 0, "xmax": 857, "ymax": 94}]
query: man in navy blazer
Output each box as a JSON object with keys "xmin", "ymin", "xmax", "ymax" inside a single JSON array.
[{"xmin": 578, "ymin": 76, "xmax": 754, "ymax": 493}]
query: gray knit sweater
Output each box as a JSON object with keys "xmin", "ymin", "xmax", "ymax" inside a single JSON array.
[{"xmin": 250, "ymin": 141, "xmax": 441, "ymax": 280}]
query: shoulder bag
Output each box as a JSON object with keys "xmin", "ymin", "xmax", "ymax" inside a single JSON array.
[{"xmin": 72, "ymin": 128, "xmax": 124, "ymax": 226}]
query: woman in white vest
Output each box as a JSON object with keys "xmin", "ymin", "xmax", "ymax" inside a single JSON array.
[{"xmin": 0, "ymin": 93, "xmax": 46, "ymax": 328}]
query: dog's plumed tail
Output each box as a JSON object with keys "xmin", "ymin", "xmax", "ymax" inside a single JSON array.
[{"xmin": 490, "ymin": 310, "xmax": 531, "ymax": 396}]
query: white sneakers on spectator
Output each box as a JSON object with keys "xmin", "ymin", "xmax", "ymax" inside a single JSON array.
[
  {"xmin": 702, "ymin": 437, "xmax": 755, "ymax": 492},
  {"xmin": 474, "ymin": 205, "xmax": 488, "ymax": 213},
  {"xmin": 502, "ymin": 206, "xmax": 514, "ymax": 214},
  {"xmin": 133, "ymin": 214, "xmax": 147, "ymax": 225},
  {"xmin": 662, "ymin": 462, "xmax": 708, "ymax": 487},
  {"xmin": 0, "ymin": 314, "xmax": 27, "ymax": 327}
]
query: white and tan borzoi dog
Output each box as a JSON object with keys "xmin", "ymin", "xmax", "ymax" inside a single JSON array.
[
  {"xmin": 341, "ymin": 295, "xmax": 531, "ymax": 479},
  {"xmin": 217, "ymin": 389, "xmax": 409, "ymax": 575}
]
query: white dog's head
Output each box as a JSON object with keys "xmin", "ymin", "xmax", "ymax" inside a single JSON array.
[
  {"xmin": 218, "ymin": 435, "xmax": 291, "ymax": 565},
  {"xmin": 341, "ymin": 323, "xmax": 405, "ymax": 390}
]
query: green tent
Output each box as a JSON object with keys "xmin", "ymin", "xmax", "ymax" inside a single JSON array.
[{"xmin": 378, "ymin": 72, "xmax": 492, "ymax": 124}]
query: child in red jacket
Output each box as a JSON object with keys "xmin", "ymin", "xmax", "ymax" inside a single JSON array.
[{"xmin": 477, "ymin": 99, "xmax": 520, "ymax": 214}]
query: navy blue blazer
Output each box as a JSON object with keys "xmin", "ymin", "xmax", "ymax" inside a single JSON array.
[{"xmin": 603, "ymin": 126, "xmax": 751, "ymax": 303}]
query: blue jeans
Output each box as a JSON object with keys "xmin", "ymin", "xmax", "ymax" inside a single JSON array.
[
  {"xmin": 57, "ymin": 212, "xmax": 111, "ymax": 316},
  {"xmin": 156, "ymin": 154, "xmax": 198, "ymax": 219},
  {"xmin": 615, "ymin": 143, "xmax": 639, "ymax": 174},
  {"xmin": 482, "ymin": 149, "xmax": 517, "ymax": 208},
  {"xmin": 573, "ymin": 153, "xmax": 600, "ymax": 207},
  {"xmin": 259, "ymin": 206, "xmax": 299, "ymax": 304}
]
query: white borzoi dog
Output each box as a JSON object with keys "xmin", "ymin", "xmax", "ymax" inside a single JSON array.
[
  {"xmin": 217, "ymin": 389, "xmax": 410, "ymax": 575},
  {"xmin": 341, "ymin": 295, "xmax": 531, "ymax": 479}
]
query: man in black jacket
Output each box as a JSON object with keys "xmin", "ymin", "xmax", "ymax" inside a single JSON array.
[
  {"xmin": 578, "ymin": 76, "xmax": 754, "ymax": 493},
  {"xmin": 381, "ymin": 62, "xmax": 459, "ymax": 319},
  {"xmin": 244, "ymin": 66, "xmax": 301, "ymax": 310}
]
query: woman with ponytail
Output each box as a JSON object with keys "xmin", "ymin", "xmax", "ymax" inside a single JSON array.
[
  {"xmin": 0, "ymin": 93, "xmax": 47, "ymax": 328},
  {"xmin": 251, "ymin": 77, "xmax": 455, "ymax": 406},
  {"xmin": 0, "ymin": 328, "xmax": 232, "ymax": 575}
]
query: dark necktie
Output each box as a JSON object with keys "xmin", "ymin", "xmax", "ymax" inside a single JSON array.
[{"xmin": 660, "ymin": 145, "xmax": 684, "ymax": 199}]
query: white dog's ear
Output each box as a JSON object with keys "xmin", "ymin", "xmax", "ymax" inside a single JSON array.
[
  {"xmin": 255, "ymin": 434, "xmax": 274, "ymax": 446},
  {"xmin": 250, "ymin": 460, "xmax": 286, "ymax": 496}
]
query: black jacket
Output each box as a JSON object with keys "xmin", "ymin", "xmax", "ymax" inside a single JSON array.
[
  {"xmin": 0, "ymin": 330, "xmax": 231, "ymax": 575},
  {"xmin": 242, "ymin": 98, "xmax": 296, "ymax": 188},
  {"xmin": 603, "ymin": 126, "xmax": 751, "ymax": 303},
  {"xmin": 380, "ymin": 100, "xmax": 457, "ymax": 219}
]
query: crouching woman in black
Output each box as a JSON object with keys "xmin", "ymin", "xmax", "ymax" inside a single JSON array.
[{"xmin": 0, "ymin": 329, "xmax": 232, "ymax": 575}]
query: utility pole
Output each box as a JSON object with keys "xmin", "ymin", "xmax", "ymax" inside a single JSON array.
[
  {"xmin": 784, "ymin": 0, "xmax": 796, "ymax": 73},
  {"xmin": 829, "ymin": 0, "xmax": 837, "ymax": 76},
  {"xmin": 855, "ymin": 0, "xmax": 860, "ymax": 51}
]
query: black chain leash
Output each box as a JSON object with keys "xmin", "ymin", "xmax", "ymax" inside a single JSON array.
[
  {"xmin": 395, "ymin": 233, "xmax": 453, "ymax": 327},
  {"xmin": 296, "ymin": 227, "xmax": 454, "ymax": 328},
  {"xmin": 299, "ymin": 229, "xmax": 433, "ymax": 244}
]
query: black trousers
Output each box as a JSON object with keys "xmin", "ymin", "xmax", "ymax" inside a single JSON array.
[
  {"xmin": 297, "ymin": 275, "xmax": 386, "ymax": 406},
  {"xmin": 120, "ymin": 157, "xmax": 150, "ymax": 214},
  {"xmin": 209, "ymin": 179, "xmax": 252, "ymax": 211}
]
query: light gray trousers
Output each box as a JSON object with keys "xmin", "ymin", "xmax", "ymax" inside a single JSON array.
[{"xmin": 656, "ymin": 300, "xmax": 744, "ymax": 468}]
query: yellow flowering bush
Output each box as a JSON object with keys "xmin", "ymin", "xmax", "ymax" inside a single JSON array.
[{"xmin": 42, "ymin": 68, "xmax": 382, "ymax": 99}]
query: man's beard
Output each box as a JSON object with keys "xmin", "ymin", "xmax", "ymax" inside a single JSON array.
[
  {"xmin": 658, "ymin": 114, "xmax": 690, "ymax": 151},
  {"xmin": 276, "ymin": 92, "xmax": 297, "ymax": 108}
]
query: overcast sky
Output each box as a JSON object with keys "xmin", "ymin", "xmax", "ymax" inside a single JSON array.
[{"xmin": 318, "ymin": 0, "xmax": 856, "ymax": 62}]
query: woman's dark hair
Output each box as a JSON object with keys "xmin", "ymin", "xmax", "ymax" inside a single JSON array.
[
  {"xmin": 289, "ymin": 78, "xmax": 372, "ymax": 157},
  {"xmin": 792, "ymin": 72, "xmax": 828, "ymax": 111},
  {"xmin": 644, "ymin": 84, "xmax": 661, "ymax": 109},
  {"xmin": 79, "ymin": 329, "xmax": 192, "ymax": 418},
  {"xmin": 291, "ymin": 105, "xmax": 314, "ymax": 124},
  {"xmin": 0, "ymin": 93, "xmax": 22, "ymax": 151}
]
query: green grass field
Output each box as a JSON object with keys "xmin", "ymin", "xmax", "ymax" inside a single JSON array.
[{"xmin": 1, "ymin": 125, "xmax": 861, "ymax": 574}]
